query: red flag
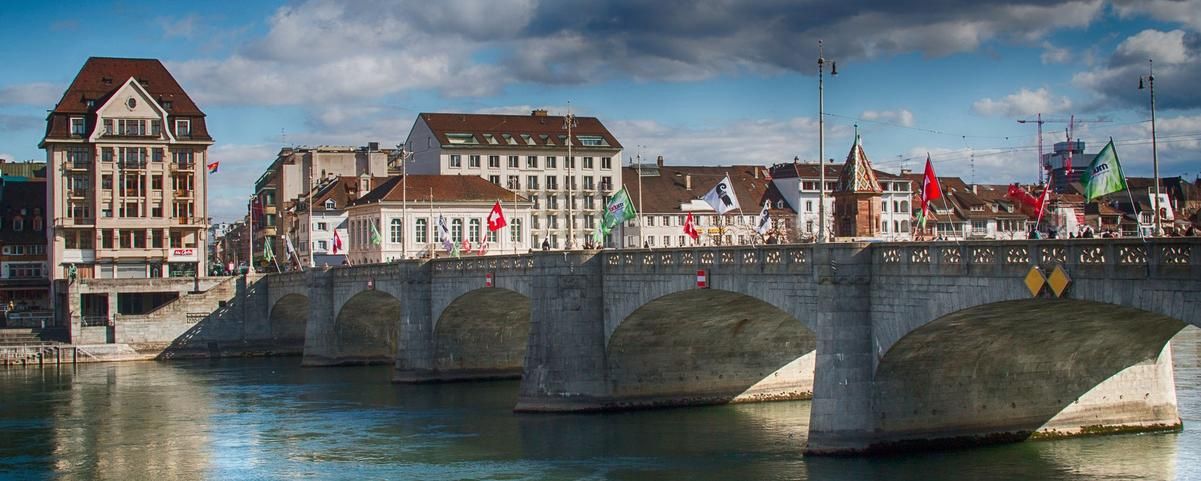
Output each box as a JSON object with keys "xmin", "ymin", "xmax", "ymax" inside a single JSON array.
[
  {"xmin": 487, "ymin": 201, "xmax": 507, "ymax": 231},
  {"xmin": 1035, "ymin": 183, "xmax": 1052, "ymax": 224},
  {"xmin": 461, "ymin": 239, "xmax": 473, "ymax": 254},
  {"xmin": 207, "ymin": 161, "xmax": 220, "ymax": 174},
  {"xmin": 683, "ymin": 212, "xmax": 700, "ymax": 241},
  {"xmin": 920, "ymin": 155, "xmax": 942, "ymax": 213},
  {"xmin": 332, "ymin": 229, "xmax": 343, "ymax": 254}
]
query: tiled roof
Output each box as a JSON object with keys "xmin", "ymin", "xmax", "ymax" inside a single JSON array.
[
  {"xmin": 622, "ymin": 165, "xmax": 795, "ymax": 216},
  {"xmin": 768, "ymin": 161, "xmax": 842, "ymax": 179},
  {"xmin": 351, "ymin": 175, "xmax": 526, "ymax": 206},
  {"xmin": 417, "ymin": 112, "xmax": 622, "ymax": 150},
  {"xmin": 836, "ymin": 137, "xmax": 882, "ymax": 193},
  {"xmin": 43, "ymin": 57, "xmax": 210, "ymax": 141},
  {"xmin": 299, "ymin": 176, "xmax": 389, "ymax": 212}
]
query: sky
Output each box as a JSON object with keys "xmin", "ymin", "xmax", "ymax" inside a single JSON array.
[{"xmin": 1, "ymin": 0, "xmax": 1200, "ymax": 223}]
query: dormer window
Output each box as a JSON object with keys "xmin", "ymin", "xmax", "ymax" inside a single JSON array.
[
  {"xmin": 85, "ymin": 99, "xmax": 96, "ymax": 109},
  {"xmin": 971, "ymin": 205, "xmax": 983, "ymax": 212},
  {"xmin": 175, "ymin": 119, "xmax": 191, "ymax": 137},
  {"xmin": 162, "ymin": 100, "xmax": 173, "ymax": 110},
  {"xmin": 70, "ymin": 117, "xmax": 85, "ymax": 136},
  {"xmin": 324, "ymin": 199, "xmax": 336, "ymax": 209},
  {"xmin": 578, "ymin": 135, "xmax": 607, "ymax": 146}
]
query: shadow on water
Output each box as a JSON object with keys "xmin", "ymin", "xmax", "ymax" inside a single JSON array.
[{"xmin": 0, "ymin": 326, "xmax": 1198, "ymax": 481}]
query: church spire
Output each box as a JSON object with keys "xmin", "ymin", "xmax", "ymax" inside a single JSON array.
[{"xmin": 838, "ymin": 132, "xmax": 881, "ymax": 193}]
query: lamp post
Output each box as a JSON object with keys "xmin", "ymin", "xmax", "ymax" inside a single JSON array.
[
  {"xmin": 817, "ymin": 40, "xmax": 837, "ymax": 243},
  {"xmin": 1138, "ymin": 59, "xmax": 1162, "ymax": 236},
  {"xmin": 398, "ymin": 145, "xmax": 412, "ymax": 259},
  {"xmin": 563, "ymin": 104, "xmax": 578, "ymax": 250}
]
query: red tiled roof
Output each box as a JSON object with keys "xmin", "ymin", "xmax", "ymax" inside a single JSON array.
[
  {"xmin": 622, "ymin": 165, "xmax": 795, "ymax": 216},
  {"xmin": 351, "ymin": 175, "xmax": 527, "ymax": 206},
  {"xmin": 768, "ymin": 161, "xmax": 842, "ymax": 179},
  {"xmin": 43, "ymin": 57, "xmax": 210, "ymax": 141},
  {"xmin": 417, "ymin": 112, "xmax": 622, "ymax": 150}
]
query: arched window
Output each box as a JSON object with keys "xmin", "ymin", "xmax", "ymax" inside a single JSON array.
[
  {"xmin": 415, "ymin": 218, "xmax": 427, "ymax": 243},
  {"xmin": 451, "ymin": 219, "xmax": 463, "ymax": 241},
  {"xmin": 468, "ymin": 219, "xmax": 481, "ymax": 243},
  {"xmin": 901, "ymin": 220, "xmax": 910, "ymax": 232},
  {"xmin": 900, "ymin": 201, "xmax": 909, "ymax": 213},
  {"xmin": 510, "ymin": 218, "xmax": 522, "ymax": 243},
  {"xmin": 390, "ymin": 218, "xmax": 402, "ymax": 244}
]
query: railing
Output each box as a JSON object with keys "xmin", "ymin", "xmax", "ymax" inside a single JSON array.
[
  {"xmin": 172, "ymin": 161, "xmax": 195, "ymax": 171},
  {"xmin": 118, "ymin": 160, "xmax": 147, "ymax": 169},
  {"xmin": 79, "ymin": 315, "xmax": 110, "ymax": 327},
  {"xmin": 4, "ymin": 312, "xmax": 53, "ymax": 329}
]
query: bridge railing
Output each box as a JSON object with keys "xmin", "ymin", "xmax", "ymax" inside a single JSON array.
[{"xmin": 602, "ymin": 245, "xmax": 817, "ymax": 274}]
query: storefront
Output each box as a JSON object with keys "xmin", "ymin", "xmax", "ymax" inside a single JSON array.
[{"xmin": 167, "ymin": 248, "xmax": 199, "ymax": 277}]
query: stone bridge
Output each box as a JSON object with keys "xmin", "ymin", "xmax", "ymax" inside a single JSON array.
[{"xmin": 261, "ymin": 239, "xmax": 1201, "ymax": 455}]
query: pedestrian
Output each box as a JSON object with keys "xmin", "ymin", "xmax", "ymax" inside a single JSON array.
[{"xmin": 541, "ymin": 238, "xmax": 551, "ymax": 251}]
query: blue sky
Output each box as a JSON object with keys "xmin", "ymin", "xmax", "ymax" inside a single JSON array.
[{"xmin": 2, "ymin": 0, "xmax": 1200, "ymax": 222}]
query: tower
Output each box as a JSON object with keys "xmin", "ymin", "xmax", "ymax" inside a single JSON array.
[{"xmin": 833, "ymin": 135, "xmax": 883, "ymax": 238}]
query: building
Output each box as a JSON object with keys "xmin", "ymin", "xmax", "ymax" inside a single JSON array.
[
  {"xmin": 0, "ymin": 159, "xmax": 46, "ymax": 180},
  {"xmin": 832, "ymin": 136, "xmax": 883, "ymax": 238},
  {"xmin": 41, "ymin": 57, "xmax": 213, "ymax": 280},
  {"xmin": 620, "ymin": 158, "xmax": 795, "ymax": 248},
  {"xmin": 252, "ymin": 145, "xmax": 395, "ymax": 269},
  {"xmin": 0, "ymin": 179, "xmax": 51, "ymax": 324},
  {"xmin": 768, "ymin": 160, "xmax": 840, "ymax": 241},
  {"xmin": 873, "ymin": 170, "xmax": 915, "ymax": 241},
  {"xmin": 343, "ymin": 175, "xmax": 532, "ymax": 263},
  {"xmin": 289, "ymin": 175, "xmax": 387, "ymax": 268},
  {"xmin": 403, "ymin": 110, "xmax": 623, "ymax": 250}
]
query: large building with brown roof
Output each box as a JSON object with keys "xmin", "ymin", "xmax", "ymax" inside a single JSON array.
[
  {"xmin": 620, "ymin": 158, "xmax": 795, "ymax": 247},
  {"xmin": 404, "ymin": 110, "xmax": 622, "ymax": 250},
  {"xmin": 344, "ymin": 175, "xmax": 532, "ymax": 263},
  {"xmin": 41, "ymin": 57, "xmax": 213, "ymax": 280}
]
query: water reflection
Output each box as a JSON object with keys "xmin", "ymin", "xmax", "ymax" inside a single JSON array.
[{"xmin": 0, "ymin": 326, "xmax": 1196, "ymax": 481}]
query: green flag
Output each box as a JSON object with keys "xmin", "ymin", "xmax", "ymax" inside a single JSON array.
[
  {"xmin": 1081, "ymin": 139, "xmax": 1128, "ymax": 202},
  {"xmin": 263, "ymin": 240, "xmax": 274, "ymax": 262},
  {"xmin": 369, "ymin": 221, "xmax": 383, "ymax": 246},
  {"xmin": 601, "ymin": 186, "xmax": 637, "ymax": 235}
]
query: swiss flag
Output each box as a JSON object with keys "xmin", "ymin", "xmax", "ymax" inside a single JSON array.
[
  {"xmin": 920, "ymin": 155, "xmax": 942, "ymax": 213},
  {"xmin": 332, "ymin": 229, "xmax": 343, "ymax": 255},
  {"xmin": 683, "ymin": 212, "xmax": 700, "ymax": 242},
  {"xmin": 487, "ymin": 201, "xmax": 507, "ymax": 232}
]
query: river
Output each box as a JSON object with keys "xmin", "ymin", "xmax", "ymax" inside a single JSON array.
[{"xmin": 2, "ymin": 327, "xmax": 1199, "ymax": 481}]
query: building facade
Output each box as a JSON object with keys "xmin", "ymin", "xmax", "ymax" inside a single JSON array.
[
  {"xmin": 833, "ymin": 136, "xmax": 884, "ymax": 238},
  {"xmin": 41, "ymin": 57, "xmax": 213, "ymax": 280},
  {"xmin": 0, "ymin": 179, "xmax": 51, "ymax": 324},
  {"xmin": 343, "ymin": 175, "xmax": 531, "ymax": 263},
  {"xmin": 288, "ymin": 175, "xmax": 386, "ymax": 268},
  {"xmin": 404, "ymin": 110, "xmax": 622, "ymax": 250},
  {"xmin": 769, "ymin": 161, "xmax": 840, "ymax": 241}
]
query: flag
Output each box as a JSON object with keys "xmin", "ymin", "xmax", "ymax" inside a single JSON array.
[
  {"xmin": 920, "ymin": 155, "xmax": 942, "ymax": 229},
  {"xmin": 755, "ymin": 200, "xmax": 771, "ymax": 235},
  {"xmin": 1080, "ymin": 139, "xmax": 1128, "ymax": 202},
  {"xmin": 284, "ymin": 234, "xmax": 297, "ymax": 258},
  {"xmin": 450, "ymin": 241, "xmax": 461, "ymax": 258},
  {"xmin": 487, "ymin": 201, "xmax": 507, "ymax": 231},
  {"xmin": 477, "ymin": 241, "xmax": 489, "ymax": 255},
  {"xmin": 1036, "ymin": 183, "xmax": 1052, "ymax": 224},
  {"xmin": 207, "ymin": 161, "xmax": 219, "ymax": 174},
  {"xmin": 461, "ymin": 239, "xmax": 473, "ymax": 254},
  {"xmin": 702, "ymin": 175, "xmax": 740, "ymax": 215},
  {"xmin": 369, "ymin": 221, "xmax": 382, "ymax": 246},
  {"xmin": 263, "ymin": 239, "xmax": 274, "ymax": 262},
  {"xmin": 601, "ymin": 186, "xmax": 637, "ymax": 235},
  {"xmin": 437, "ymin": 215, "xmax": 454, "ymax": 253},
  {"xmin": 683, "ymin": 212, "xmax": 700, "ymax": 241},
  {"xmin": 332, "ymin": 229, "xmax": 343, "ymax": 254}
]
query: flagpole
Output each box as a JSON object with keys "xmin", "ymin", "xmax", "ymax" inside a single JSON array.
[
  {"xmin": 637, "ymin": 154, "xmax": 644, "ymax": 249},
  {"xmin": 247, "ymin": 196, "xmax": 254, "ymax": 274},
  {"xmin": 307, "ymin": 161, "xmax": 313, "ymax": 268}
]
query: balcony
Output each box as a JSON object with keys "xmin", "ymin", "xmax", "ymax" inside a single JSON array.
[
  {"xmin": 65, "ymin": 161, "xmax": 91, "ymax": 171},
  {"xmin": 171, "ymin": 161, "xmax": 195, "ymax": 171},
  {"xmin": 263, "ymin": 205, "xmax": 277, "ymax": 215},
  {"xmin": 118, "ymin": 160, "xmax": 147, "ymax": 170},
  {"xmin": 174, "ymin": 189, "xmax": 192, "ymax": 198},
  {"xmin": 55, "ymin": 217, "xmax": 95, "ymax": 227},
  {"xmin": 599, "ymin": 182, "xmax": 613, "ymax": 192},
  {"xmin": 68, "ymin": 189, "xmax": 89, "ymax": 198}
]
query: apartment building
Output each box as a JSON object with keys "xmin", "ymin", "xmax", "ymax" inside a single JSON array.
[
  {"xmin": 41, "ymin": 57, "xmax": 213, "ymax": 280},
  {"xmin": 403, "ymin": 110, "xmax": 622, "ymax": 250},
  {"xmin": 289, "ymin": 175, "xmax": 388, "ymax": 268},
  {"xmin": 0, "ymin": 179, "xmax": 51, "ymax": 322}
]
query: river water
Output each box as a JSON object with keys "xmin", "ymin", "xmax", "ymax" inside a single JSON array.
[{"xmin": 2, "ymin": 327, "xmax": 1199, "ymax": 481}]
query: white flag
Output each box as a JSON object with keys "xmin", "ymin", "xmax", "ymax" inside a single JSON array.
[
  {"xmin": 437, "ymin": 214, "xmax": 454, "ymax": 253},
  {"xmin": 701, "ymin": 175, "xmax": 740, "ymax": 215},
  {"xmin": 755, "ymin": 200, "xmax": 771, "ymax": 235}
]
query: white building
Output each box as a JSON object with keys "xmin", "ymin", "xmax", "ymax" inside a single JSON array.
[
  {"xmin": 874, "ymin": 171, "xmax": 914, "ymax": 241},
  {"xmin": 343, "ymin": 175, "xmax": 532, "ymax": 263},
  {"xmin": 403, "ymin": 110, "xmax": 622, "ymax": 250},
  {"xmin": 768, "ymin": 162, "xmax": 840, "ymax": 241},
  {"xmin": 288, "ymin": 175, "xmax": 385, "ymax": 268}
]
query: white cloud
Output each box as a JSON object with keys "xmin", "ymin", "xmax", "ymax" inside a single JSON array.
[
  {"xmin": 1072, "ymin": 28, "xmax": 1201, "ymax": 109},
  {"xmin": 861, "ymin": 109, "xmax": 915, "ymax": 127},
  {"xmin": 1040, "ymin": 41, "xmax": 1071, "ymax": 64},
  {"xmin": 972, "ymin": 87, "xmax": 1072, "ymax": 117},
  {"xmin": 206, "ymin": 143, "xmax": 279, "ymax": 222},
  {"xmin": 1113, "ymin": 0, "xmax": 1201, "ymax": 33},
  {"xmin": 1114, "ymin": 29, "xmax": 1190, "ymax": 64},
  {"xmin": 157, "ymin": 14, "xmax": 200, "ymax": 39},
  {"xmin": 0, "ymin": 82, "xmax": 62, "ymax": 106}
]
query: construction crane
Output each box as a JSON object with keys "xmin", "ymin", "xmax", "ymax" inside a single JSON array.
[{"xmin": 1017, "ymin": 114, "xmax": 1110, "ymax": 184}]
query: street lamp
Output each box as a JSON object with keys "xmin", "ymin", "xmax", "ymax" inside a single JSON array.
[
  {"xmin": 817, "ymin": 40, "xmax": 837, "ymax": 243},
  {"xmin": 1138, "ymin": 59, "xmax": 1162, "ymax": 236},
  {"xmin": 563, "ymin": 103, "xmax": 578, "ymax": 250},
  {"xmin": 397, "ymin": 145, "xmax": 414, "ymax": 259}
]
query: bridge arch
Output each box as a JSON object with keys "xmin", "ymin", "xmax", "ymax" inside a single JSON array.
[
  {"xmin": 268, "ymin": 293, "xmax": 309, "ymax": 350},
  {"xmin": 605, "ymin": 288, "xmax": 816, "ymax": 408},
  {"xmin": 333, "ymin": 289, "xmax": 400, "ymax": 365},
  {"xmin": 429, "ymin": 287, "xmax": 532, "ymax": 380},
  {"xmin": 871, "ymin": 298, "xmax": 1188, "ymax": 450}
]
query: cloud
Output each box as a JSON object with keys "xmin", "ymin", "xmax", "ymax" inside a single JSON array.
[
  {"xmin": 860, "ymin": 109, "xmax": 915, "ymax": 127},
  {"xmin": 1105, "ymin": 113, "xmax": 1201, "ymax": 178},
  {"xmin": 207, "ymin": 143, "xmax": 279, "ymax": 222},
  {"xmin": 157, "ymin": 14, "xmax": 200, "ymax": 39},
  {"xmin": 972, "ymin": 87, "xmax": 1072, "ymax": 117},
  {"xmin": 1072, "ymin": 29, "xmax": 1201, "ymax": 109},
  {"xmin": 1112, "ymin": 0, "xmax": 1201, "ymax": 33},
  {"xmin": 0, "ymin": 82, "xmax": 62, "ymax": 106},
  {"xmin": 1041, "ymin": 41, "xmax": 1071, "ymax": 64}
]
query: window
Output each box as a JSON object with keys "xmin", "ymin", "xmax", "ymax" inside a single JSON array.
[
  {"xmin": 12, "ymin": 217, "xmax": 23, "ymax": 231},
  {"xmin": 7, "ymin": 263, "xmax": 43, "ymax": 279},
  {"xmin": 488, "ymin": 175, "xmax": 501, "ymax": 185},
  {"xmin": 647, "ymin": 236, "xmax": 655, "ymax": 246},
  {"xmin": 152, "ymin": 148, "xmax": 164, "ymax": 162},
  {"xmin": 150, "ymin": 119, "xmax": 161, "ymax": 136},
  {"xmin": 449, "ymin": 154, "xmax": 462, "ymax": 168},
  {"xmin": 882, "ymin": 201, "xmax": 889, "ymax": 213},
  {"xmin": 578, "ymin": 135, "xmax": 606, "ymax": 146},
  {"xmin": 152, "ymin": 230, "xmax": 163, "ymax": 248},
  {"xmin": 972, "ymin": 220, "xmax": 988, "ymax": 232},
  {"xmin": 546, "ymin": 176, "xmax": 558, "ymax": 190},
  {"xmin": 151, "ymin": 205, "xmax": 162, "ymax": 218},
  {"xmin": 548, "ymin": 195, "xmax": 558, "ymax": 209},
  {"xmin": 546, "ymin": 156, "xmax": 557, "ymax": 169},
  {"xmin": 175, "ymin": 119, "xmax": 191, "ymax": 137},
  {"xmin": 488, "ymin": 155, "xmax": 500, "ymax": 168},
  {"xmin": 508, "ymin": 156, "xmax": 519, "ymax": 168},
  {"xmin": 583, "ymin": 176, "xmax": 594, "ymax": 189},
  {"xmin": 527, "ymin": 175, "xmax": 539, "ymax": 190},
  {"xmin": 647, "ymin": 217, "xmax": 655, "ymax": 227},
  {"xmin": 601, "ymin": 176, "xmax": 612, "ymax": 190},
  {"xmin": 316, "ymin": 222, "xmax": 328, "ymax": 231},
  {"xmin": 71, "ymin": 117, "xmax": 86, "ymax": 136},
  {"xmin": 584, "ymin": 214, "xmax": 595, "ymax": 229},
  {"xmin": 469, "ymin": 155, "xmax": 481, "ymax": 168},
  {"xmin": 446, "ymin": 133, "xmax": 478, "ymax": 145},
  {"xmin": 510, "ymin": 218, "xmax": 522, "ymax": 243},
  {"xmin": 468, "ymin": 219, "xmax": 482, "ymax": 242},
  {"xmin": 584, "ymin": 195, "xmax": 594, "ymax": 209},
  {"xmin": 602, "ymin": 157, "xmax": 612, "ymax": 169},
  {"xmin": 416, "ymin": 218, "xmax": 427, "ymax": 243},
  {"xmin": 324, "ymin": 199, "xmax": 336, "ymax": 209},
  {"xmin": 451, "ymin": 219, "xmax": 463, "ymax": 241},
  {"xmin": 526, "ymin": 156, "xmax": 538, "ymax": 168},
  {"xmin": 390, "ymin": 218, "xmax": 402, "ymax": 244},
  {"xmin": 567, "ymin": 156, "xmax": 576, "ymax": 169},
  {"xmin": 583, "ymin": 157, "xmax": 594, "ymax": 169},
  {"xmin": 118, "ymin": 119, "xmax": 146, "ymax": 136},
  {"xmin": 103, "ymin": 119, "xmax": 113, "ymax": 135},
  {"xmin": 806, "ymin": 200, "xmax": 813, "ymax": 212},
  {"xmin": 549, "ymin": 215, "xmax": 559, "ymax": 229},
  {"xmin": 101, "ymin": 148, "xmax": 113, "ymax": 163},
  {"xmin": 318, "ymin": 240, "xmax": 328, "ymax": 250},
  {"xmin": 507, "ymin": 176, "xmax": 520, "ymax": 190}
]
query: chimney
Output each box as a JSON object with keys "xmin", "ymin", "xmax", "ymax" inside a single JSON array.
[
  {"xmin": 685, "ymin": 174, "xmax": 692, "ymax": 190},
  {"xmin": 531, "ymin": 109, "xmax": 548, "ymax": 117},
  {"xmin": 972, "ymin": 185, "xmax": 978, "ymax": 194},
  {"xmin": 656, "ymin": 155, "xmax": 664, "ymax": 168},
  {"xmin": 900, "ymin": 168, "xmax": 912, "ymax": 175},
  {"xmin": 367, "ymin": 142, "xmax": 379, "ymax": 151},
  {"xmin": 754, "ymin": 168, "xmax": 760, "ymax": 179}
]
